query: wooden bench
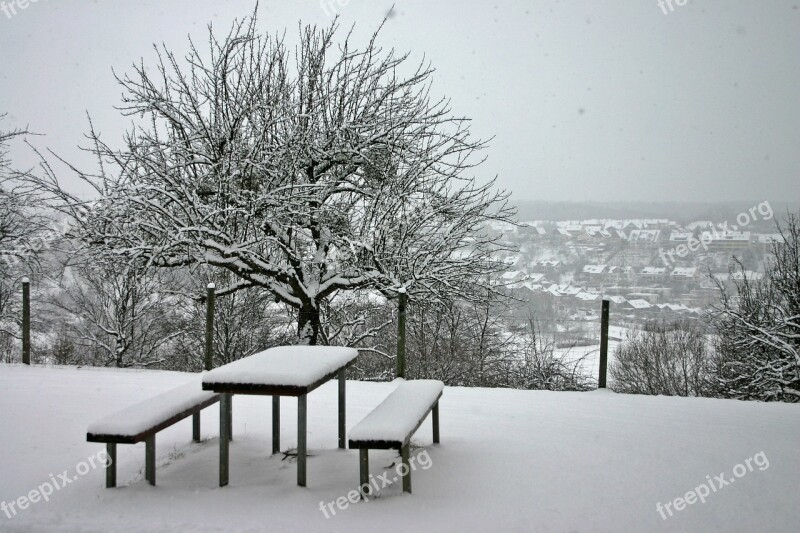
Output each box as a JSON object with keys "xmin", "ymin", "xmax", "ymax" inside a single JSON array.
[
  {"xmin": 348, "ymin": 379, "xmax": 443, "ymax": 496},
  {"xmin": 86, "ymin": 380, "xmax": 221, "ymax": 487}
]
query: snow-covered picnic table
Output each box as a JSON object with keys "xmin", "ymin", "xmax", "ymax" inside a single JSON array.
[{"xmin": 202, "ymin": 346, "xmax": 359, "ymax": 487}]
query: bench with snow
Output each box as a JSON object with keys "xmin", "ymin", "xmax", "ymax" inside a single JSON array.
[
  {"xmin": 348, "ymin": 379, "xmax": 443, "ymax": 496},
  {"xmin": 86, "ymin": 380, "xmax": 221, "ymax": 488}
]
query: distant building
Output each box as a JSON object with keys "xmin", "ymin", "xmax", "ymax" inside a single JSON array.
[
  {"xmin": 755, "ymin": 233, "xmax": 783, "ymax": 251},
  {"xmin": 627, "ymin": 229, "xmax": 661, "ymax": 247},
  {"xmin": 670, "ymin": 267, "xmax": 698, "ymax": 280},
  {"xmin": 668, "ymin": 231, "xmax": 693, "ymax": 243},
  {"xmin": 582, "ymin": 264, "xmax": 607, "ymax": 276},
  {"xmin": 701, "ymin": 231, "xmax": 751, "ymax": 251},
  {"xmin": 626, "ymin": 298, "xmax": 653, "ymax": 310},
  {"xmin": 640, "ymin": 266, "xmax": 667, "ymax": 279}
]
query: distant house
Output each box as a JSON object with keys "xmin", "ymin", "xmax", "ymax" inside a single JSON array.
[
  {"xmin": 574, "ymin": 291, "xmax": 601, "ymax": 310},
  {"xmin": 582, "ymin": 264, "xmax": 607, "ymax": 276},
  {"xmin": 501, "ymin": 270, "xmax": 527, "ymax": 288},
  {"xmin": 526, "ymin": 273, "xmax": 546, "ymax": 284},
  {"xmin": 755, "ymin": 233, "xmax": 783, "ymax": 251},
  {"xmin": 640, "ymin": 266, "xmax": 667, "ymax": 279},
  {"xmin": 670, "ymin": 267, "xmax": 698, "ymax": 280},
  {"xmin": 627, "ymin": 229, "xmax": 661, "ymax": 247},
  {"xmin": 701, "ymin": 231, "xmax": 751, "ymax": 251},
  {"xmin": 575, "ymin": 291, "xmax": 600, "ymax": 301},
  {"xmin": 548, "ymin": 284, "xmax": 582, "ymax": 297},
  {"xmin": 503, "ymin": 254, "xmax": 524, "ymax": 267},
  {"xmin": 608, "ymin": 295, "xmax": 628, "ymax": 305},
  {"xmin": 531, "ymin": 260, "xmax": 562, "ymax": 273},
  {"xmin": 627, "ymin": 292, "xmax": 661, "ymax": 305},
  {"xmin": 581, "ymin": 226, "xmax": 611, "ymax": 239},
  {"xmin": 686, "ymin": 221, "xmax": 714, "ymax": 231},
  {"xmin": 713, "ymin": 271, "xmax": 764, "ymax": 282},
  {"xmin": 626, "ymin": 298, "xmax": 653, "ymax": 310},
  {"xmin": 668, "ymin": 231, "xmax": 693, "ymax": 243}
]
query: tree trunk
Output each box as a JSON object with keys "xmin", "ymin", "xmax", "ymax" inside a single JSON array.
[{"xmin": 297, "ymin": 304, "xmax": 321, "ymax": 345}]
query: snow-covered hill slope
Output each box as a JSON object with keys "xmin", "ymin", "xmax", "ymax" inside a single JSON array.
[{"xmin": 1, "ymin": 364, "xmax": 797, "ymax": 532}]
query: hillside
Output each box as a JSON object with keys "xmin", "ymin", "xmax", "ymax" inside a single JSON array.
[{"xmin": 0, "ymin": 364, "xmax": 798, "ymax": 532}]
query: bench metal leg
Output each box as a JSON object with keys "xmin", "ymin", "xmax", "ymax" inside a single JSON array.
[
  {"xmin": 432, "ymin": 400, "xmax": 440, "ymax": 444},
  {"xmin": 227, "ymin": 395, "xmax": 233, "ymax": 441},
  {"xmin": 192, "ymin": 412, "xmax": 201, "ymax": 442},
  {"xmin": 297, "ymin": 393, "xmax": 307, "ymax": 487},
  {"xmin": 338, "ymin": 369, "xmax": 346, "ymax": 449},
  {"xmin": 145, "ymin": 435, "xmax": 156, "ymax": 486},
  {"xmin": 105, "ymin": 443, "xmax": 116, "ymax": 488},
  {"xmin": 401, "ymin": 443, "xmax": 411, "ymax": 493},
  {"xmin": 272, "ymin": 396, "xmax": 280, "ymax": 454},
  {"xmin": 359, "ymin": 449, "xmax": 370, "ymax": 498},
  {"xmin": 220, "ymin": 393, "xmax": 230, "ymax": 487}
]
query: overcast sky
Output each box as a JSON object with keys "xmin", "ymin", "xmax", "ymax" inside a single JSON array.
[{"xmin": 1, "ymin": 0, "xmax": 798, "ymax": 204}]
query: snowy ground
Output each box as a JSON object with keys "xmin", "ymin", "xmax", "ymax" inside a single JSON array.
[{"xmin": 1, "ymin": 364, "xmax": 798, "ymax": 532}]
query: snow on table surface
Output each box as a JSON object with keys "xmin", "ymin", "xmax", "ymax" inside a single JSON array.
[
  {"xmin": 87, "ymin": 379, "xmax": 217, "ymax": 437},
  {"xmin": 202, "ymin": 345, "xmax": 359, "ymax": 388},
  {"xmin": 349, "ymin": 379, "xmax": 443, "ymax": 443}
]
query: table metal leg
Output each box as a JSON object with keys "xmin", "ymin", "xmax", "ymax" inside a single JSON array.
[
  {"xmin": 401, "ymin": 443, "xmax": 411, "ymax": 493},
  {"xmin": 298, "ymin": 393, "xmax": 307, "ymax": 487},
  {"xmin": 193, "ymin": 412, "xmax": 201, "ymax": 442},
  {"xmin": 145, "ymin": 435, "xmax": 156, "ymax": 486},
  {"xmin": 432, "ymin": 400, "xmax": 440, "ymax": 444},
  {"xmin": 105, "ymin": 443, "xmax": 116, "ymax": 488},
  {"xmin": 227, "ymin": 394, "xmax": 233, "ymax": 441},
  {"xmin": 220, "ymin": 393, "xmax": 230, "ymax": 487},
  {"xmin": 359, "ymin": 448, "xmax": 370, "ymax": 498},
  {"xmin": 272, "ymin": 396, "xmax": 280, "ymax": 454},
  {"xmin": 338, "ymin": 369, "xmax": 346, "ymax": 449}
]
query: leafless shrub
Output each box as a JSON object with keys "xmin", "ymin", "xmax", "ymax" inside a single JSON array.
[
  {"xmin": 710, "ymin": 213, "xmax": 800, "ymax": 402},
  {"xmin": 610, "ymin": 320, "xmax": 712, "ymax": 396}
]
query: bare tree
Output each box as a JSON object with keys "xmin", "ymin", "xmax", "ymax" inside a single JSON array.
[
  {"xmin": 322, "ymin": 290, "xmax": 397, "ymax": 381},
  {"xmin": 0, "ymin": 115, "xmax": 48, "ymax": 359},
  {"xmin": 49, "ymin": 253, "xmax": 184, "ymax": 368},
  {"xmin": 22, "ymin": 14, "xmax": 513, "ymax": 345},
  {"xmin": 506, "ymin": 315, "xmax": 595, "ymax": 391},
  {"xmin": 710, "ymin": 213, "xmax": 800, "ymax": 402},
  {"xmin": 610, "ymin": 320, "xmax": 711, "ymax": 396}
]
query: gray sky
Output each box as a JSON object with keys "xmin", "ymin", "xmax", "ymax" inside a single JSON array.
[{"xmin": 1, "ymin": 0, "xmax": 798, "ymax": 204}]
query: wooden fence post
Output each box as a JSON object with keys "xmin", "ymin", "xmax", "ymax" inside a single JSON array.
[
  {"xmin": 22, "ymin": 277, "xmax": 30, "ymax": 365},
  {"xmin": 599, "ymin": 299, "xmax": 609, "ymax": 388},
  {"xmin": 204, "ymin": 283, "xmax": 215, "ymax": 371},
  {"xmin": 397, "ymin": 288, "xmax": 407, "ymax": 379}
]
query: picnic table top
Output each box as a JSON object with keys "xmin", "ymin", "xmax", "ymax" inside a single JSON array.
[{"xmin": 202, "ymin": 346, "xmax": 359, "ymax": 396}]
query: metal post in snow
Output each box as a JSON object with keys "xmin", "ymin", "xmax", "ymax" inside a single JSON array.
[
  {"xmin": 204, "ymin": 283, "xmax": 215, "ymax": 371},
  {"xmin": 599, "ymin": 299, "xmax": 610, "ymax": 388},
  {"xmin": 397, "ymin": 288, "xmax": 407, "ymax": 379},
  {"xmin": 22, "ymin": 277, "xmax": 30, "ymax": 365}
]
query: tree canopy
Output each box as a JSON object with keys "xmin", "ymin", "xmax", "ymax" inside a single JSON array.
[{"xmin": 24, "ymin": 14, "xmax": 514, "ymax": 344}]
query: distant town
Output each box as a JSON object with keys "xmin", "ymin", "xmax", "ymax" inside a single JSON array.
[{"xmin": 490, "ymin": 211, "xmax": 783, "ymax": 340}]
